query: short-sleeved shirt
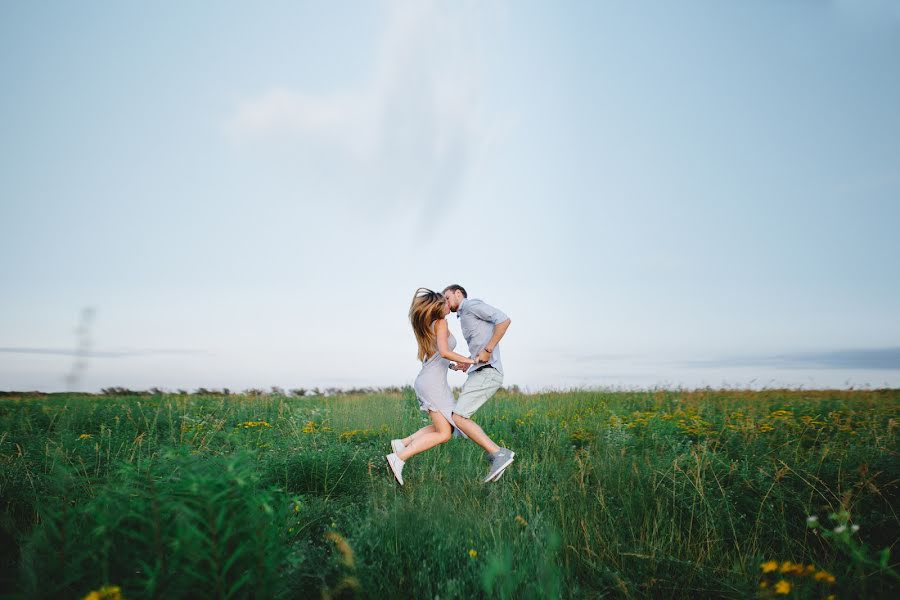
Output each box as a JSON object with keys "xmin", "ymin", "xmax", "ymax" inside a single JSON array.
[{"xmin": 457, "ymin": 298, "xmax": 510, "ymax": 375}]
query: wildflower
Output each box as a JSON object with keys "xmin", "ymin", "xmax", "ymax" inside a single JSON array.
[
  {"xmin": 779, "ymin": 561, "xmax": 797, "ymax": 574},
  {"xmin": 814, "ymin": 570, "xmax": 836, "ymax": 584},
  {"xmin": 851, "ymin": 524, "xmax": 859, "ymax": 533},
  {"xmin": 78, "ymin": 433, "xmax": 93, "ymax": 440},
  {"xmin": 515, "ymin": 515, "xmax": 528, "ymax": 527},
  {"xmin": 761, "ymin": 560, "xmax": 779, "ymax": 573},
  {"xmin": 774, "ymin": 580, "xmax": 791, "ymax": 595},
  {"xmin": 468, "ymin": 549, "xmax": 478, "ymax": 559},
  {"xmin": 806, "ymin": 515, "xmax": 818, "ymax": 526},
  {"xmin": 833, "ymin": 525, "xmax": 847, "ymax": 534},
  {"xmin": 82, "ymin": 585, "xmax": 122, "ymax": 600},
  {"xmin": 339, "ymin": 428, "xmax": 374, "ymax": 440}
]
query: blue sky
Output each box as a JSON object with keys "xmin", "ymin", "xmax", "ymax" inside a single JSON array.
[{"xmin": 2, "ymin": 0, "xmax": 899, "ymax": 392}]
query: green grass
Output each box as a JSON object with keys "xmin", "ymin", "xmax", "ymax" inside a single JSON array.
[{"xmin": 0, "ymin": 388, "xmax": 898, "ymax": 599}]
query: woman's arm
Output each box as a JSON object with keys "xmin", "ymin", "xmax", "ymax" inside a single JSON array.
[{"xmin": 435, "ymin": 319, "xmax": 475, "ymax": 364}]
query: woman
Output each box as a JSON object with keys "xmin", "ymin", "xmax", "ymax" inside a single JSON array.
[{"xmin": 385, "ymin": 288, "xmax": 476, "ymax": 485}]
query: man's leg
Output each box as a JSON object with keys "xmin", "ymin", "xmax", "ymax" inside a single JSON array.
[
  {"xmin": 452, "ymin": 368, "xmax": 504, "ymax": 454},
  {"xmin": 452, "ymin": 415, "xmax": 499, "ymax": 454}
]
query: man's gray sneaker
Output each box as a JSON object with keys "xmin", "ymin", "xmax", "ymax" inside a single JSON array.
[{"xmin": 484, "ymin": 448, "xmax": 515, "ymax": 482}]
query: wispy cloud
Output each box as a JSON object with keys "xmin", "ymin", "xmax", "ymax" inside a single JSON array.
[
  {"xmin": 683, "ymin": 348, "xmax": 900, "ymax": 370},
  {"xmin": 225, "ymin": 0, "xmax": 507, "ymax": 223},
  {"xmin": 569, "ymin": 353, "xmax": 646, "ymax": 363},
  {"xmin": 0, "ymin": 347, "xmax": 210, "ymax": 359}
]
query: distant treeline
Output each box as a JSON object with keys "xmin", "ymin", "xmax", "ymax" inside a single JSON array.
[
  {"xmin": 0, "ymin": 384, "xmax": 525, "ymax": 398},
  {"xmin": 0, "ymin": 386, "xmax": 405, "ymax": 398}
]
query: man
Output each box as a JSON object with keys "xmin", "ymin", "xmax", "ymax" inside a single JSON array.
[{"xmin": 443, "ymin": 284, "xmax": 514, "ymax": 482}]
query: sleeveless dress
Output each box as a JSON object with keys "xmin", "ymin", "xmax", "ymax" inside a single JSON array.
[{"xmin": 413, "ymin": 325, "xmax": 467, "ymax": 438}]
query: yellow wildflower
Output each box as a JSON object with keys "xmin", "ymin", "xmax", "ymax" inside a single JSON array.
[
  {"xmin": 339, "ymin": 428, "xmax": 374, "ymax": 440},
  {"xmin": 761, "ymin": 560, "xmax": 779, "ymax": 573},
  {"xmin": 814, "ymin": 570, "xmax": 836, "ymax": 584},
  {"xmin": 515, "ymin": 515, "xmax": 528, "ymax": 527},
  {"xmin": 82, "ymin": 585, "xmax": 122, "ymax": 600},
  {"xmin": 774, "ymin": 580, "xmax": 791, "ymax": 595},
  {"xmin": 78, "ymin": 433, "xmax": 93, "ymax": 440},
  {"xmin": 468, "ymin": 549, "xmax": 478, "ymax": 559},
  {"xmin": 779, "ymin": 560, "xmax": 801, "ymax": 574}
]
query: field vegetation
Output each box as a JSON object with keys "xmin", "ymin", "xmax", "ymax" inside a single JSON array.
[{"xmin": 0, "ymin": 388, "xmax": 897, "ymax": 599}]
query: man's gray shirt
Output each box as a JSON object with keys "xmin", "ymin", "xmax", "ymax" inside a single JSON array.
[{"xmin": 457, "ymin": 298, "xmax": 510, "ymax": 375}]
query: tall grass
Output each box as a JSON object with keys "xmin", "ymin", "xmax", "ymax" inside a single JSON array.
[{"xmin": 0, "ymin": 388, "xmax": 897, "ymax": 598}]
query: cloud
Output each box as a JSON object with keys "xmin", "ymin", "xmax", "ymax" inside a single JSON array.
[
  {"xmin": 683, "ymin": 348, "xmax": 900, "ymax": 370},
  {"xmin": 0, "ymin": 347, "xmax": 210, "ymax": 359},
  {"xmin": 569, "ymin": 353, "xmax": 646, "ymax": 363},
  {"xmin": 225, "ymin": 0, "xmax": 505, "ymax": 223}
]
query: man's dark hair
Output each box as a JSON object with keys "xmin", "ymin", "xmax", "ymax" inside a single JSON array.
[{"xmin": 443, "ymin": 284, "xmax": 467, "ymax": 298}]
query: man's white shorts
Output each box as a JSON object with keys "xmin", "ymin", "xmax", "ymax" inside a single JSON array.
[{"xmin": 454, "ymin": 366, "xmax": 503, "ymax": 418}]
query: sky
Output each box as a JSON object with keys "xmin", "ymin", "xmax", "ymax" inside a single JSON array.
[{"xmin": 2, "ymin": 0, "xmax": 899, "ymax": 393}]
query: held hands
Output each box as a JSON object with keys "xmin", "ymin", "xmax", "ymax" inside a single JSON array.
[{"xmin": 450, "ymin": 362, "xmax": 472, "ymax": 372}]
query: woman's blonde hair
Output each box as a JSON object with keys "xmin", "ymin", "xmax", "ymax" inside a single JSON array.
[{"xmin": 409, "ymin": 288, "xmax": 447, "ymax": 361}]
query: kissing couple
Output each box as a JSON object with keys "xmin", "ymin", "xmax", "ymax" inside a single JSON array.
[{"xmin": 385, "ymin": 284, "xmax": 514, "ymax": 485}]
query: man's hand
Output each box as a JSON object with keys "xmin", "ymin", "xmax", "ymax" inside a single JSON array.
[
  {"xmin": 451, "ymin": 362, "xmax": 471, "ymax": 373},
  {"xmin": 476, "ymin": 349, "xmax": 492, "ymax": 364}
]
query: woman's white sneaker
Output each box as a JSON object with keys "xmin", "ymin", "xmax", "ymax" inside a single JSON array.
[
  {"xmin": 386, "ymin": 453, "xmax": 405, "ymax": 486},
  {"xmin": 391, "ymin": 439, "xmax": 407, "ymax": 454}
]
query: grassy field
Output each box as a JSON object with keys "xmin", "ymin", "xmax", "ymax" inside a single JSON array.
[{"xmin": 0, "ymin": 388, "xmax": 898, "ymax": 599}]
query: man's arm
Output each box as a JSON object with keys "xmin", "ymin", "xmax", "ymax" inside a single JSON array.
[
  {"xmin": 476, "ymin": 318, "xmax": 511, "ymax": 363},
  {"xmin": 469, "ymin": 300, "xmax": 512, "ymax": 363}
]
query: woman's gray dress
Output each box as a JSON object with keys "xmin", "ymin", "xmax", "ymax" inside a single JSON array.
[{"xmin": 413, "ymin": 327, "xmax": 467, "ymax": 438}]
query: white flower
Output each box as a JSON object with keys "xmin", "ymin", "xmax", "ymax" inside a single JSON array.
[
  {"xmin": 851, "ymin": 524, "xmax": 860, "ymax": 533},
  {"xmin": 834, "ymin": 525, "xmax": 847, "ymax": 534},
  {"xmin": 806, "ymin": 516, "xmax": 819, "ymax": 526}
]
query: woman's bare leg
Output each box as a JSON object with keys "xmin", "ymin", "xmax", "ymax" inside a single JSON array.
[
  {"xmin": 402, "ymin": 425, "xmax": 435, "ymax": 447},
  {"xmin": 397, "ymin": 411, "xmax": 452, "ymax": 461}
]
